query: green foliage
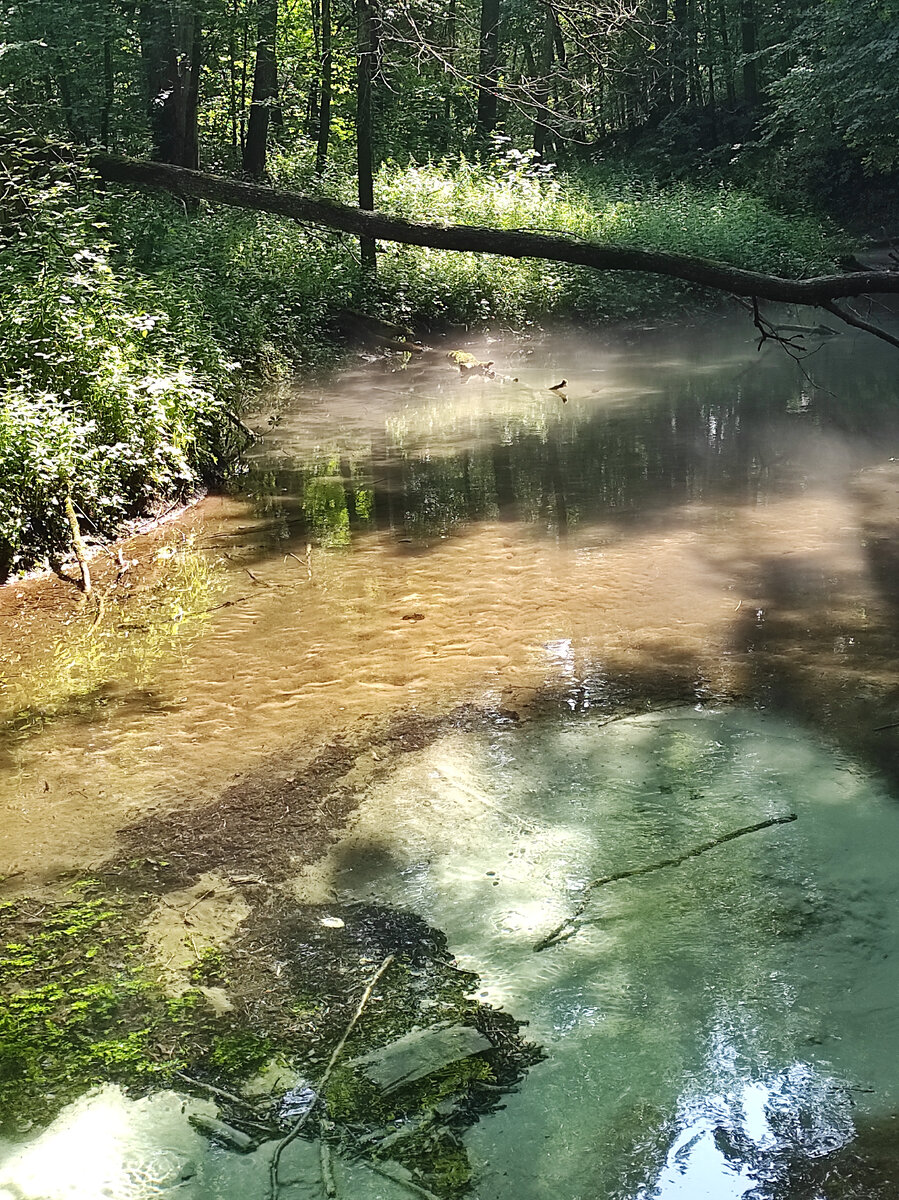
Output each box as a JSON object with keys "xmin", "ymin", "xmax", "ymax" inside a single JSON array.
[
  {"xmin": 369, "ymin": 153, "xmax": 842, "ymax": 327},
  {"xmin": 189, "ymin": 946, "xmax": 228, "ymax": 986},
  {"xmin": 765, "ymin": 0, "xmax": 899, "ymax": 176},
  {"xmin": 0, "ymin": 143, "xmax": 237, "ymax": 575}
]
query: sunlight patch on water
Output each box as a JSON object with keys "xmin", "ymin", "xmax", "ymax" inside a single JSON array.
[
  {"xmin": 0, "ymin": 1085, "xmax": 411, "ymax": 1200},
  {"xmin": 293, "ymin": 706, "xmax": 899, "ymax": 1197}
]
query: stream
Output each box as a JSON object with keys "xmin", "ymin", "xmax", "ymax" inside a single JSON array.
[{"xmin": 2, "ymin": 315, "xmax": 899, "ymax": 1198}]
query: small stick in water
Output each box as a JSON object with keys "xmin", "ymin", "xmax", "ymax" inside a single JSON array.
[
  {"xmin": 534, "ymin": 813, "xmax": 798, "ymax": 952},
  {"xmin": 268, "ymin": 954, "xmax": 395, "ymax": 1200},
  {"xmin": 64, "ymin": 486, "xmax": 92, "ymax": 595}
]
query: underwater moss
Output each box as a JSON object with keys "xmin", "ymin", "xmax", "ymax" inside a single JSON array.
[{"xmin": 0, "ymin": 884, "xmax": 543, "ymax": 1197}]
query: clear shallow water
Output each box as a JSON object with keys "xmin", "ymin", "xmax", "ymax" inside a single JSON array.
[
  {"xmin": 300, "ymin": 705, "xmax": 899, "ymax": 1198},
  {"xmin": 3, "ymin": 317, "xmax": 899, "ymax": 1196},
  {"xmin": 4, "ymin": 320, "xmax": 899, "ymax": 877}
]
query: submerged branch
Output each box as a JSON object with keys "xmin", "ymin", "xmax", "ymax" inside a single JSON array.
[
  {"xmin": 268, "ymin": 954, "xmax": 395, "ymax": 1200},
  {"xmin": 533, "ymin": 813, "xmax": 798, "ymax": 952},
  {"xmin": 90, "ymin": 156, "xmax": 899, "ymax": 331}
]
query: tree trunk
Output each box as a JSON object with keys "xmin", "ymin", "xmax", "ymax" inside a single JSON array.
[
  {"xmin": 702, "ymin": 0, "xmax": 717, "ymax": 123},
  {"xmin": 229, "ymin": 0, "xmax": 239, "ymax": 158},
  {"xmin": 740, "ymin": 0, "xmax": 759, "ymax": 104},
  {"xmin": 533, "ymin": 6, "xmax": 554, "ymax": 156},
  {"xmin": 671, "ymin": 0, "xmax": 687, "ymax": 108},
  {"xmin": 717, "ymin": 0, "xmax": 735, "ymax": 105},
  {"xmin": 90, "ymin": 155, "xmax": 899, "ymax": 320},
  {"xmin": 443, "ymin": 0, "xmax": 456, "ymax": 127},
  {"xmin": 101, "ymin": 31, "xmax": 114, "ymax": 149},
  {"xmin": 476, "ymin": 0, "xmax": 500, "ymax": 140},
  {"xmin": 649, "ymin": 0, "xmax": 669, "ymax": 117},
  {"xmin": 138, "ymin": 2, "xmax": 201, "ymax": 168},
  {"xmin": 55, "ymin": 63, "xmax": 87, "ymax": 143},
  {"xmin": 243, "ymin": 0, "xmax": 278, "ymax": 176},
  {"xmin": 356, "ymin": 0, "xmax": 376, "ymax": 272},
  {"xmin": 316, "ymin": 0, "xmax": 332, "ymax": 174},
  {"xmin": 688, "ymin": 0, "xmax": 703, "ymax": 108}
]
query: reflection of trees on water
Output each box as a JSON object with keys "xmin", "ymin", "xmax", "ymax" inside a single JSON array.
[{"xmin": 243, "ymin": 350, "xmax": 899, "ymax": 549}]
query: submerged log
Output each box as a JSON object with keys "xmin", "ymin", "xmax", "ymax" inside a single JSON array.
[{"xmin": 346, "ymin": 1024, "xmax": 492, "ymax": 1094}]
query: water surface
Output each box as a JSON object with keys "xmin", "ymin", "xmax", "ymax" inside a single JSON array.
[{"xmin": 3, "ymin": 316, "xmax": 899, "ymax": 1197}]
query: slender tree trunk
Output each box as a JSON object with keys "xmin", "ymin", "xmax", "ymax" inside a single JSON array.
[
  {"xmin": 55, "ymin": 62, "xmax": 86, "ymax": 143},
  {"xmin": 688, "ymin": 0, "xmax": 703, "ymax": 107},
  {"xmin": 182, "ymin": 19, "xmax": 201, "ymax": 170},
  {"xmin": 240, "ymin": 8, "xmax": 249, "ymax": 152},
  {"xmin": 740, "ymin": 0, "xmax": 759, "ymax": 104},
  {"xmin": 101, "ymin": 29, "xmax": 114, "ymax": 149},
  {"xmin": 533, "ymin": 6, "xmax": 554, "ymax": 155},
  {"xmin": 443, "ymin": 0, "xmax": 456, "ymax": 127},
  {"xmin": 649, "ymin": 0, "xmax": 669, "ymax": 117},
  {"xmin": 229, "ymin": 0, "xmax": 239, "ymax": 157},
  {"xmin": 243, "ymin": 0, "xmax": 278, "ymax": 176},
  {"xmin": 671, "ymin": 0, "xmax": 687, "ymax": 108},
  {"xmin": 316, "ymin": 0, "xmax": 332, "ymax": 173},
  {"xmin": 702, "ymin": 0, "xmax": 717, "ymax": 125},
  {"xmin": 356, "ymin": 0, "xmax": 376, "ymax": 272},
  {"xmin": 717, "ymin": 0, "xmax": 735, "ymax": 104},
  {"xmin": 476, "ymin": 0, "xmax": 500, "ymax": 139}
]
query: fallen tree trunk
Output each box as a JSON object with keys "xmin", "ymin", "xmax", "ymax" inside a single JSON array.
[{"xmin": 90, "ymin": 154, "xmax": 899, "ymax": 331}]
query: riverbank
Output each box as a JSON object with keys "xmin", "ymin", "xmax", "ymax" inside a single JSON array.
[{"xmin": 0, "ymin": 146, "xmax": 846, "ymax": 580}]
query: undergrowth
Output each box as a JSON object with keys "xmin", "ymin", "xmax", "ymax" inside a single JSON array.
[{"xmin": 0, "ymin": 141, "xmax": 843, "ymax": 575}]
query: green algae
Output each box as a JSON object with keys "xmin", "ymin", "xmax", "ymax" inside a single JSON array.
[{"xmin": 0, "ymin": 880, "xmax": 541, "ymax": 1196}]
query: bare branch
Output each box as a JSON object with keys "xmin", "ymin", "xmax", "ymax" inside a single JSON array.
[{"xmin": 820, "ymin": 299, "xmax": 899, "ymax": 352}]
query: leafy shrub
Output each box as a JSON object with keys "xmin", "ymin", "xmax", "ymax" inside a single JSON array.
[{"xmin": 0, "ymin": 146, "xmax": 233, "ymax": 575}]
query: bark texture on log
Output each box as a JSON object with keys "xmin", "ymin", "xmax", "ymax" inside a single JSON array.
[{"xmin": 89, "ymin": 154, "xmax": 899, "ymax": 307}]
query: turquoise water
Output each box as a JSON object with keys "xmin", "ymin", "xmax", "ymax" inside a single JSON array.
[
  {"xmin": 311, "ymin": 706, "xmax": 899, "ymax": 1198},
  {"xmin": 4, "ymin": 318, "xmax": 899, "ymax": 1198}
]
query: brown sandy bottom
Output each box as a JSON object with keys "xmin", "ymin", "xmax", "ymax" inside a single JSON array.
[{"xmin": 3, "ymin": 467, "xmax": 899, "ymax": 886}]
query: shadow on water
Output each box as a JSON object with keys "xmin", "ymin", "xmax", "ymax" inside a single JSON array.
[
  {"xmin": 231, "ymin": 321, "xmax": 899, "ymax": 784},
  {"xmin": 4, "ymin": 319, "xmax": 899, "ymax": 1197}
]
